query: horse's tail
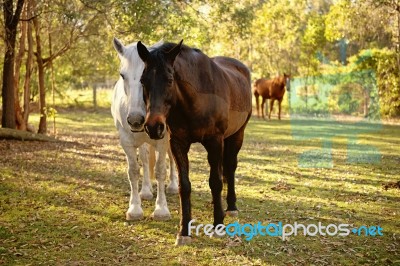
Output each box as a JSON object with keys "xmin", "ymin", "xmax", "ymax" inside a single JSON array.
[
  {"xmin": 253, "ymin": 86, "xmax": 260, "ymax": 117},
  {"xmin": 253, "ymin": 79, "xmax": 260, "ymax": 89}
]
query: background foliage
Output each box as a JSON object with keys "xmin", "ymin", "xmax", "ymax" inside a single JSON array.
[{"xmin": 1, "ymin": 0, "xmax": 399, "ymax": 126}]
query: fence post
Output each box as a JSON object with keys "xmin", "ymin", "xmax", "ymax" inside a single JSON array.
[{"xmin": 93, "ymin": 85, "xmax": 97, "ymax": 111}]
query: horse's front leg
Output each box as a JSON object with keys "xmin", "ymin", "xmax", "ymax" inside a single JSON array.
[
  {"xmin": 139, "ymin": 144, "xmax": 153, "ymax": 200},
  {"xmin": 151, "ymin": 142, "xmax": 171, "ymax": 220},
  {"xmin": 269, "ymin": 99, "xmax": 275, "ymax": 120},
  {"xmin": 278, "ymin": 99, "xmax": 282, "ymax": 120},
  {"xmin": 170, "ymin": 138, "xmax": 192, "ymax": 245},
  {"xmin": 166, "ymin": 147, "xmax": 179, "ymax": 194},
  {"xmin": 203, "ymin": 136, "xmax": 224, "ymax": 230},
  {"xmin": 122, "ymin": 145, "xmax": 143, "ymax": 220}
]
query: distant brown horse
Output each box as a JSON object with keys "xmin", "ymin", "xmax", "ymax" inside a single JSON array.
[{"xmin": 253, "ymin": 73, "xmax": 290, "ymax": 120}]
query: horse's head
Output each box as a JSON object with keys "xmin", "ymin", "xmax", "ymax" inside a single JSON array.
[
  {"xmin": 137, "ymin": 40, "xmax": 183, "ymax": 140},
  {"xmin": 113, "ymin": 37, "xmax": 146, "ymax": 132},
  {"xmin": 284, "ymin": 73, "xmax": 291, "ymax": 91}
]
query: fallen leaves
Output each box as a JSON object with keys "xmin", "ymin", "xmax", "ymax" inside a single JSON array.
[
  {"xmin": 271, "ymin": 180, "xmax": 294, "ymax": 191},
  {"xmin": 382, "ymin": 180, "xmax": 400, "ymax": 190}
]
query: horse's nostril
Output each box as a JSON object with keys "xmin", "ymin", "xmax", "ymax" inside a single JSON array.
[
  {"xmin": 127, "ymin": 115, "xmax": 145, "ymax": 128},
  {"xmin": 144, "ymin": 125, "xmax": 150, "ymax": 134},
  {"xmin": 157, "ymin": 123, "xmax": 164, "ymax": 136},
  {"xmin": 127, "ymin": 116, "xmax": 132, "ymax": 126}
]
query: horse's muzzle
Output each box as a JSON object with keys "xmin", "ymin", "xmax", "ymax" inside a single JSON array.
[
  {"xmin": 127, "ymin": 114, "xmax": 145, "ymax": 132},
  {"xmin": 144, "ymin": 121, "xmax": 165, "ymax": 140}
]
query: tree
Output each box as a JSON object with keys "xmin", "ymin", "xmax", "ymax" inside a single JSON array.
[{"xmin": 1, "ymin": 0, "xmax": 25, "ymax": 129}]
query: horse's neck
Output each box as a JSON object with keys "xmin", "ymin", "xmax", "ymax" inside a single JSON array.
[
  {"xmin": 275, "ymin": 77, "xmax": 286, "ymax": 88},
  {"xmin": 173, "ymin": 78, "xmax": 197, "ymax": 110},
  {"xmin": 173, "ymin": 53, "xmax": 207, "ymax": 98}
]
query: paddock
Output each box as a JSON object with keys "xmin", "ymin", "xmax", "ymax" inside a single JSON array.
[{"xmin": 1, "ymin": 108, "xmax": 399, "ymax": 265}]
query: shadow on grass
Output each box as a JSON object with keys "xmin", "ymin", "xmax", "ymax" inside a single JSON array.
[{"xmin": 1, "ymin": 114, "xmax": 399, "ymax": 265}]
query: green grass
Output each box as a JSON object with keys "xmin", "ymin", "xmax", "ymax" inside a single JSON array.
[{"xmin": 1, "ymin": 108, "xmax": 399, "ymax": 265}]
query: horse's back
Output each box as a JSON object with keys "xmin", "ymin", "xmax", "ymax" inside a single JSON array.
[
  {"xmin": 211, "ymin": 56, "xmax": 252, "ymax": 137},
  {"xmin": 212, "ymin": 56, "xmax": 252, "ymax": 114},
  {"xmin": 254, "ymin": 78, "xmax": 272, "ymax": 99},
  {"xmin": 253, "ymin": 78, "xmax": 266, "ymax": 88},
  {"xmin": 173, "ymin": 48, "xmax": 251, "ymax": 138},
  {"xmin": 255, "ymin": 77, "xmax": 287, "ymax": 99},
  {"xmin": 213, "ymin": 56, "xmax": 250, "ymax": 81}
]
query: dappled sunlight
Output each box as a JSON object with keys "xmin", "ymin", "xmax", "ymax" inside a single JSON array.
[{"xmin": 1, "ymin": 111, "xmax": 399, "ymax": 265}]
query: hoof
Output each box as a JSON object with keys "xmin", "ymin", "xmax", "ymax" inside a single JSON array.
[
  {"xmin": 226, "ymin": 210, "xmax": 239, "ymax": 217},
  {"xmin": 126, "ymin": 212, "xmax": 144, "ymax": 221},
  {"xmin": 126, "ymin": 205, "xmax": 144, "ymax": 221},
  {"xmin": 152, "ymin": 210, "xmax": 171, "ymax": 221},
  {"xmin": 175, "ymin": 235, "xmax": 192, "ymax": 246},
  {"xmin": 140, "ymin": 191, "xmax": 153, "ymax": 201},
  {"xmin": 166, "ymin": 184, "xmax": 179, "ymax": 194}
]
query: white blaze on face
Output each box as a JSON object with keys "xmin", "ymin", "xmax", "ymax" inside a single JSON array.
[
  {"xmin": 113, "ymin": 38, "xmax": 147, "ymax": 130},
  {"xmin": 120, "ymin": 55, "xmax": 146, "ymax": 119}
]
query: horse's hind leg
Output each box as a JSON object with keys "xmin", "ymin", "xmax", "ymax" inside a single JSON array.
[
  {"xmin": 123, "ymin": 145, "xmax": 143, "ymax": 220},
  {"xmin": 166, "ymin": 147, "xmax": 179, "ymax": 194},
  {"xmin": 151, "ymin": 142, "xmax": 171, "ymax": 221},
  {"xmin": 261, "ymin": 98, "xmax": 267, "ymax": 119},
  {"xmin": 254, "ymin": 91, "xmax": 260, "ymax": 117},
  {"xmin": 223, "ymin": 126, "xmax": 246, "ymax": 217},
  {"xmin": 139, "ymin": 144, "xmax": 153, "ymax": 200}
]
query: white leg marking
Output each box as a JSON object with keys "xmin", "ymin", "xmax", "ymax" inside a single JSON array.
[
  {"xmin": 139, "ymin": 144, "xmax": 153, "ymax": 200},
  {"xmin": 123, "ymin": 145, "xmax": 144, "ymax": 221},
  {"xmin": 166, "ymin": 147, "xmax": 179, "ymax": 194},
  {"xmin": 152, "ymin": 145, "xmax": 171, "ymax": 221},
  {"xmin": 175, "ymin": 235, "xmax": 192, "ymax": 246}
]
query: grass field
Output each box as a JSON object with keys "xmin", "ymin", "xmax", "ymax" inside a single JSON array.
[{"xmin": 1, "ymin": 105, "xmax": 399, "ymax": 265}]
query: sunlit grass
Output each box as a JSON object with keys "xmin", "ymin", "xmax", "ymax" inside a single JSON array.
[{"xmin": 1, "ymin": 106, "xmax": 399, "ymax": 265}]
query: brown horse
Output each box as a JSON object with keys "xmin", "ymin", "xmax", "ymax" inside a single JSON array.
[
  {"xmin": 137, "ymin": 40, "xmax": 252, "ymax": 245},
  {"xmin": 253, "ymin": 73, "xmax": 290, "ymax": 120}
]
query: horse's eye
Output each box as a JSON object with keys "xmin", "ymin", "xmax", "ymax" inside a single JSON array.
[{"xmin": 120, "ymin": 73, "xmax": 125, "ymax": 80}]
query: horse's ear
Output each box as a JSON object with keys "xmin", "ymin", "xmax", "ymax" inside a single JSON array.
[
  {"xmin": 167, "ymin": 39, "xmax": 183, "ymax": 64},
  {"xmin": 113, "ymin": 37, "xmax": 125, "ymax": 56},
  {"xmin": 137, "ymin": 41, "xmax": 150, "ymax": 63}
]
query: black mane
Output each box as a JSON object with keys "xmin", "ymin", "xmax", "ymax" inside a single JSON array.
[{"xmin": 153, "ymin": 42, "xmax": 202, "ymax": 57}]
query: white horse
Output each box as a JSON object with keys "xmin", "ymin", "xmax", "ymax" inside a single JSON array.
[{"xmin": 111, "ymin": 38, "xmax": 178, "ymax": 221}]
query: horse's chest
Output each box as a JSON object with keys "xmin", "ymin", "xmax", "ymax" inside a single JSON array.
[{"xmin": 169, "ymin": 116, "xmax": 225, "ymax": 142}]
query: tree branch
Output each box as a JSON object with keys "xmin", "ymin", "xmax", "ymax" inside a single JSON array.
[{"xmin": 11, "ymin": 0, "xmax": 25, "ymax": 27}]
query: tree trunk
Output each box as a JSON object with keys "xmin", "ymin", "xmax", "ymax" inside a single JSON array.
[
  {"xmin": 14, "ymin": 3, "xmax": 27, "ymax": 130},
  {"xmin": 363, "ymin": 88, "xmax": 369, "ymax": 117},
  {"xmin": 23, "ymin": 0, "xmax": 34, "ymax": 129},
  {"xmin": 33, "ymin": 11, "xmax": 46, "ymax": 134},
  {"xmin": 397, "ymin": 2, "xmax": 400, "ymax": 87},
  {"xmin": 48, "ymin": 22, "xmax": 56, "ymax": 135},
  {"xmin": 1, "ymin": 0, "xmax": 25, "ymax": 129}
]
